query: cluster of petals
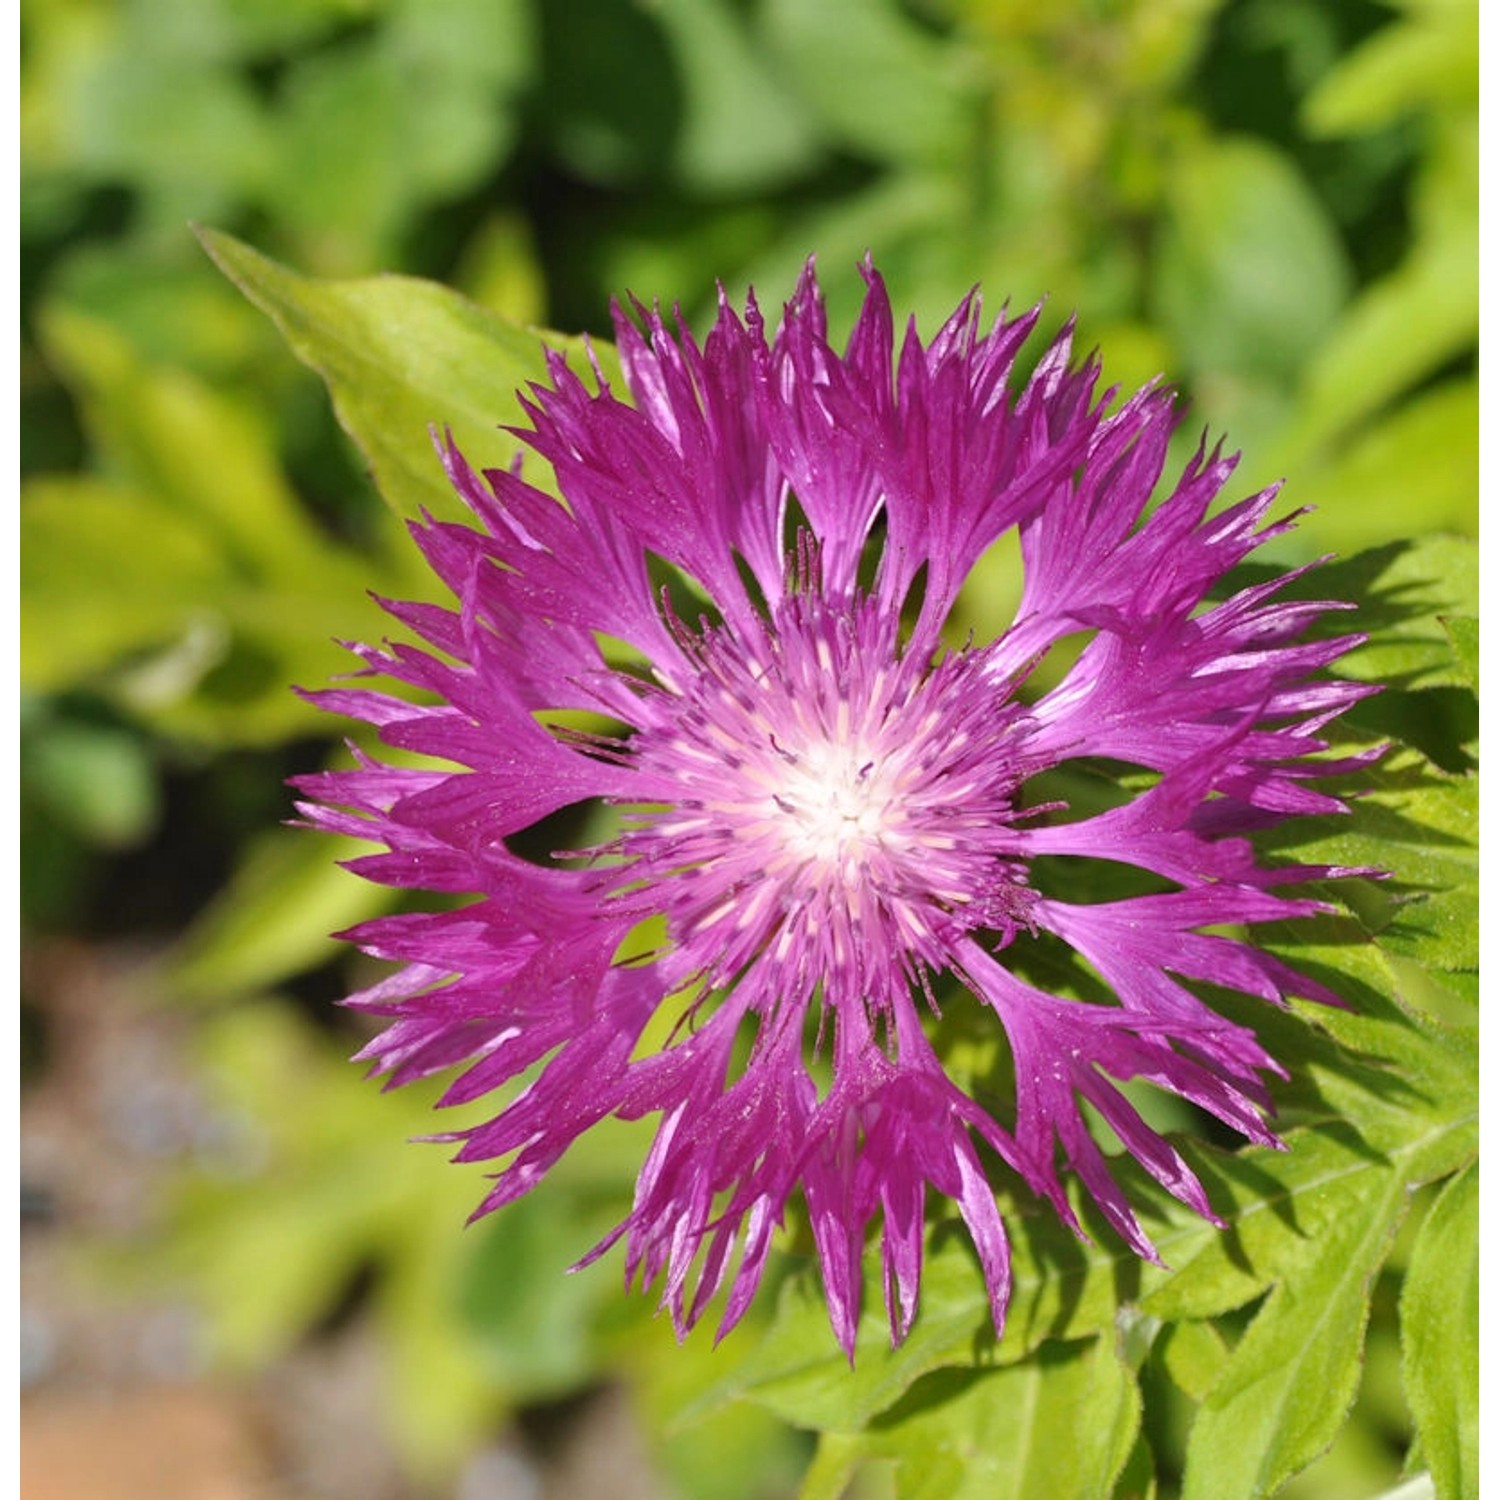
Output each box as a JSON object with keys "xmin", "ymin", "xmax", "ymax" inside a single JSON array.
[{"xmin": 296, "ymin": 261, "xmax": 1374, "ymax": 1359}]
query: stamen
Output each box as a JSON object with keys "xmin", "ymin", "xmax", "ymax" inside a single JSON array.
[{"xmin": 618, "ymin": 590, "xmax": 1035, "ymax": 1002}]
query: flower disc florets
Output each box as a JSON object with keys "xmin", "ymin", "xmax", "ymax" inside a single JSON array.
[
  {"xmin": 297, "ymin": 260, "xmax": 1375, "ymax": 1358},
  {"xmin": 618, "ymin": 589, "xmax": 1038, "ymax": 1013}
]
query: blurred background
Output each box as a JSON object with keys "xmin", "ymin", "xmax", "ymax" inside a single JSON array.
[{"xmin": 19, "ymin": 1, "xmax": 1477, "ymax": 1497}]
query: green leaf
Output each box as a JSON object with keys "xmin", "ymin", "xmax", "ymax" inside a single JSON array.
[
  {"xmin": 652, "ymin": 0, "xmax": 823, "ymax": 194},
  {"xmin": 1400, "ymin": 1162, "xmax": 1477, "ymax": 1500},
  {"xmin": 1178, "ymin": 1161, "xmax": 1407, "ymax": 1500},
  {"xmin": 1292, "ymin": 536, "xmax": 1479, "ymax": 692},
  {"xmin": 1140, "ymin": 1010, "xmax": 1474, "ymax": 1323},
  {"xmin": 1303, "ymin": 4, "xmax": 1476, "ymax": 135},
  {"xmin": 1294, "ymin": 380, "xmax": 1476, "ymax": 555},
  {"xmin": 20, "ymin": 475, "xmax": 233, "ymax": 691},
  {"xmin": 797, "ymin": 1432, "xmax": 867, "ymax": 1500},
  {"xmin": 706, "ymin": 932, "xmax": 1475, "ymax": 1435},
  {"xmin": 1363, "ymin": 768, "xmax": 1477, "ymax": 971},
  {"xmin": 760, "ymin": 0, "xmax": 980, "ymax": 166},
  {"xmin": 164, "ymin": 824, "xmax": 401, "ymax": 1002},
  {"xmin": 1112, "ymin": 1431, "xmax": 1159, "ymax": 1500},
  {"xmin": 197, "ymin": 227, "xmax": 615, "ymax": 524},
  {"xmin": 1273, "ymin": 235, "xmax": 1475, "ymax": 467},
  {"xmin": 1156, "ymin": 1320, "xmax": 1229, "ymax": 1404},
  {"xmin": 1439, "ymin": 615, "xmax": 1478, "ymax": 694},
  {"xmin": 1153, "ymin": 137, "xmax": 1350, "ymax": 383},
  {"xmin": 691, "ymin": 1200, "xmax": 1126, "ymax": 1434},
  {"xmin": 38, "ymin": 305, "xmax": 338, "ymax": 584},
  {"xmin": 1263, "ymin": 747, "xmax": 1477, "ymax": 972},
  {"xmin": 802, "ymin": 1336, "xmax": 1140, "ymax": 1500},
  {"xmin": 21, "ymin": 717, "xmax": 160, "ymax": 849}
]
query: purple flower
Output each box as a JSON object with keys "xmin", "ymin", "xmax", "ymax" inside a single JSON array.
[{"xmin": 296, "ymin": 263, "xmax": 1373, "ymax": 1358}]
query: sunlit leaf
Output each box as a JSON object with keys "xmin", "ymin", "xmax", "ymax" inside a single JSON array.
[
  {"xmin": 199, "ymin": 228, "xmax": 616, "ymax": 524},
  {"xmin": 801, "ymin": 1336, "xmax": 1139, "ymax": 1500},
  {"xmin": 1439, "ymin": 615, "xmax": 1478, "ymax": 695},
  {"xmin": 1303, "ymin": 3, "xmax": 1476, "ymax": 135},
  {"xmin": 39, "ymin": 305, "xmax": 338, "ymax": 582},
  {"xmin": 21, "ymin": 475, "xmax": 233, "ymax": 691},
  {"xmin": 1156, "ymin": 1320, "xmax": 1228, "ymax": 1404},
  {"xmin": 1153, "ymin": 137, "xmax": 1350, "ymax": 382},
  {"xmin": 1179, "ymin": 1166, "xmax": 1406, "ymax": 1500},
  {"xmin": 1400, "ymin": 1162, "xmax": 1477, "ymax": 1500},
  {"xmin": 1295, "ymin": 379, "xmax": 1476, "ymax": 554},
  {"xmin": 165, "ymin": 825, "xmax": 401, "ymax": 1002}
]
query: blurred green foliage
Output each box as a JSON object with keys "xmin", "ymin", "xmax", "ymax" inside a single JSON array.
[{"xmin": 20, "ymin": 0, "xmax": 1475, "ymax": 1496}]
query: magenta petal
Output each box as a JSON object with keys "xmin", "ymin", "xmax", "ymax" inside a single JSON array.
[{"xmin": 299, "ymin": 259, "xmax": 1370, "ymax": 1357}]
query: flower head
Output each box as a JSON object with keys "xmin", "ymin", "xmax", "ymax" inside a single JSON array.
[{"xmin": 297, "ymin": 262, "xmax": 1373, "ymax": 1358}]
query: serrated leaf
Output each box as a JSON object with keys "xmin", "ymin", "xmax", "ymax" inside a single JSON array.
[
  {"xmin": 1245, "ymin": 940, "xmax": 1477, "ymax": 1167},
  {"xmin": 197, "ymin": 227, "xmax": 616, "ymax": 524},
  {"xmin": 803, "ymin": 1336, "xmax": 1139, "ymax": 1500},
  {"xmin": 1179, "ymin": 1162, "xmax": 1407, "ymax": 1500},
  {"xmin": 1381, "ymin": 952, "xmax": 1477, "ymax": 1027},
  {"xmin": 706, "ymin": 933, "xmax": 1475, "ymax": 1433},
  {"xmin": 1269, "ymin": 536, "xmax": 1478, "ymax": 691},
  {"xmin": 1439, "ymin": 615, "xmax": 1478, "ymax": 694},
  {"xmin": 1400, "ymin": 1162, "xmax": 1477, "ymax": 1500},
  {"xmin": 691, "ymin": 1200, "xmax": 1127, "ymax": 1433},
  {"xmin": 1139, "ymin": 1095, "xmax": 1472, "ymax": 1326},
  {"xmin": 1264, "ymin": 747, "xmax": 1477, "ymax": 971}
]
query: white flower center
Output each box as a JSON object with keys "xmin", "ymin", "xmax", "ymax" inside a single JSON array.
[
  {"xmin": 617, "ymin": 597, "xmax": 1038, "ymax": 996},
  {"xmin": 771, "ymin": 737, "xmax": 893, "ymax": 867}
]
